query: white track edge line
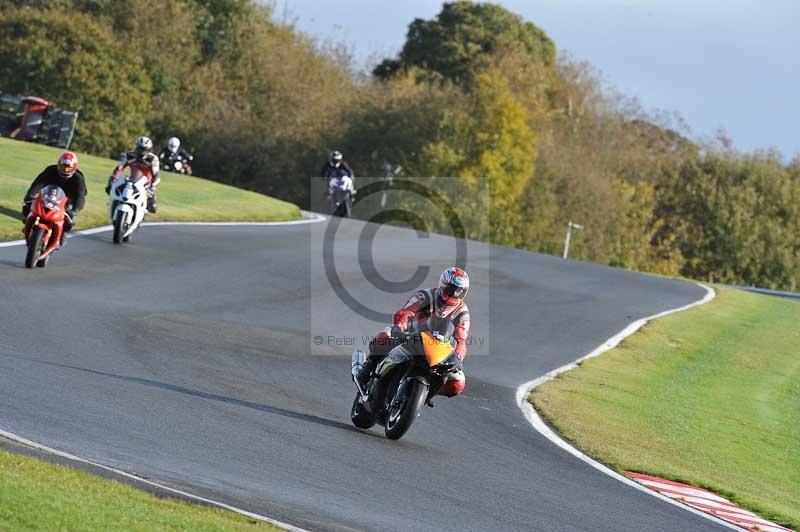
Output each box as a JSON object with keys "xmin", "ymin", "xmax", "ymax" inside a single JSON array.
[
  {"xmin": 0, "ymin": 429, "xmax": 311, "ymax": 531},
  {"xmin": 0, "ymin": 214, "xmax": 326, "ymax": 248},
  {"xmin": 515, "ymin": 283, "xmax": 745, "ymax": 532}
]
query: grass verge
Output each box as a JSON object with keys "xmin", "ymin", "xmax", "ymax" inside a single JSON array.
[
  {"xmin": 0, "ymin": 447, "xmax": 276, "ymax": 531},
  {"xmin": 0, "ymin": 138, "xmax": 301, "ymax": 241},
  {"xmin": 531, "ymin": 286, "xmax": 799, "ymax": 529}
]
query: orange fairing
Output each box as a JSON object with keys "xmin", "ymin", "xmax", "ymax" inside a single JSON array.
[{"xmin": 421, "ymin": 331, "xmax": 453, "ymax": 367}]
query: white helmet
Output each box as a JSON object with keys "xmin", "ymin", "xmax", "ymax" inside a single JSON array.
[
  {"xmin": 167, "ymin": 137, "xmax": 180, "ymax": 153},
  {"xmin": 329, "ymin": 150, "xmax": 343, "ymax": 165},
  {"xmin": 135, "ymin": 136, "xmax": 153, "ymax": 153}
]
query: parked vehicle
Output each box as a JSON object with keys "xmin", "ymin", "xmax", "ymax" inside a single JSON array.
[
  {"xmin": 350, "ymin": 315, "xmax": 463, "ymax": 440},
  {"xmin": 23, "ymin": 185, "xmax": 69, "ymax": 268},
  {"xmin": 109, "ymin": 165, "xmax": 150, "ymax": 244},
  {"xmin": 0, "ymin": 93, "xmax": 77, "ymax": 148}
]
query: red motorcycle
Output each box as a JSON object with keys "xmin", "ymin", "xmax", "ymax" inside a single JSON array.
[{"xmin": 23, "ymin": 185, "xmax": 69, "ymax": 268}]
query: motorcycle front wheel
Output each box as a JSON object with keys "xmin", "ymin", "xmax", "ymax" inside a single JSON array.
[
  {"xmin": 112, "ymin": 211, "xmax": 126, "ymax": 244},
  {"xmin": 351, "ymin": 393, "xmax": 376, "ymax": 429},
  {"xmin": 25, "ymin": 228, "xmax": 44, "ymax": 268},
  {"xmin": 385, "ymin": 378, "xmax": 428, "ymax": 440}
]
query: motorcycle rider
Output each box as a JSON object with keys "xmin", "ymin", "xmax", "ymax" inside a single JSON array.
[
  {"xmin": 321, "ymin": 150, "xmax": 354, "ymax": 181},
  {"xmin": 106, "ymin": 136, "xmax": 161, "ymax": 213},
  {"xmin": 22, "ymin": 151, "xmax": 86, "ymax": 247},
  {"xmin": 323, "ymin": 151, "xmax": 355, "ymax": 217},
  {"xmin": 356, "ymin": 267, "xmax": 471, "ymax": 399},
  {"xmin": 158, "ymin": 136, "xmax": 193, "ymax": 174}
]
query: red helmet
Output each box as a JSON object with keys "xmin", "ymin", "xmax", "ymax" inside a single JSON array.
[
  {"xmin": 57, "ymin": 151, "xmax": 78, "ymax": 179},
  {"xmin": 436, "ymin": 266, "xmax": 470, "ymax": 309}
]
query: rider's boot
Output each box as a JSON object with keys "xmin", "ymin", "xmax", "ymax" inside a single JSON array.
[
  {"xmin": 59, "ymin": 220, "xmax": 73, "ymax": 249},
  {"xmin": 356, "ymin": 357, "xmax": 375, "ymax": 390}
]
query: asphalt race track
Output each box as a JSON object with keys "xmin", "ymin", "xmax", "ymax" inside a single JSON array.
[{"xmin": 0, "ymin": 220, "xmax": 727, "ymax": 531}]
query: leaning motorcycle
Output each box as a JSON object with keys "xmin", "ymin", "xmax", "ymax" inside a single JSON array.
[
  {"xmin": 328, "ymin": 177, "xmax": 354, "ymax": 218},
  {"xmin": 109, "ymin": 164, "xmax": 150, "ymax": 244},
  {"xmin": 23, "ymin": 185, "xmax": 69, "ymax": 268},
  {"xmin": 350, "ymin": 315, "xmax": 463, "ymax": 440}
]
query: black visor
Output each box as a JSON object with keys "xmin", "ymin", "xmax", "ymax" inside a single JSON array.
[{"xmin": 443, "ymin": 284, "xmax": 466, "ymax": 299}]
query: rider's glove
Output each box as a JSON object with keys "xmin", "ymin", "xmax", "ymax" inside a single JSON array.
[
  {"xmin": 105, "ymin": 176, "xmax": 115, "ymax": 195},
  {"xmin": 21, "ymin": 200, "xmax": 31, "ymax": 218},
  {"xmin": 389, "ymin": 325, "xmax": 405, "ymax": 339}
]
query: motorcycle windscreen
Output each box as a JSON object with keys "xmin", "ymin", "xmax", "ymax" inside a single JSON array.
[
  {"xmin": 420, "ymin": 331, "xmax": 454, "ymax": 367},
  {"xmin": 40, "ymin": 185, "xmax": 66, "ymax": 210}
]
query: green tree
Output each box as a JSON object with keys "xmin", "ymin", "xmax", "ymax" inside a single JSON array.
[
  {"xmin": 419, "ymin": 68, "xmax": 537, "ymax": 245},
  {"xmin": 519, "ymin": 161, "xmax": 561, "ymax": 255},
  {"xmin": 188, "ymin": 0, "xmax": 257, "ymax": 60},
  {"xmin": 608, "ymin": 178, "xmax": 683, "ymax": 275},
  {"xmin": 174, "ymin": 7, "xmax": 357, "ymax": 204},
  {"xmin": 0, "ymin": 8, "xmax": 152, "ymax": 155},
  {"xmin": 337, "ymin": 73, "xmax": 465, "ymax": 178},
  {"xmin": 654, "ymin": 152, "xmax": 799, "ymax": 289},
  {"xmin": 375, "ymin": 1, "xmax": 555, "ymax": 84}
]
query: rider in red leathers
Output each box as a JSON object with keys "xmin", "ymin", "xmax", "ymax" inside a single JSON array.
[
  {"xmin": 106, "ymin": 136, "xmax": 161, "ymax": 213},
  {"xmin": 357, "ymin": 267, "xmax": 471, "ymax": 398}
]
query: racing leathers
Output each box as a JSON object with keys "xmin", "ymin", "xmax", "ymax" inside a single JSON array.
[
  {"xmin": 321, "ymin": 160, "xmax": 354, "ymax": 181},
  {"xmin": 364, "ymin": 288, "xmax": 470, "ymax": 397},
  {"xmin": 23, "ymin": 165, "xmax": 87, "ymax": 235},
  {"xmin": 107, "ymin": 151, "xmax": 161, "ymax": 212}
]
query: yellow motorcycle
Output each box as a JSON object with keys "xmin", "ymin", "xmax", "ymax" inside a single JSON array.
[{"xmin": 350, "ymin": 315, "xmax": 462, "ymax": 440}]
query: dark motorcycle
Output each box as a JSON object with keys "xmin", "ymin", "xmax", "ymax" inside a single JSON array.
[
  {"xmin": 350, "ymin": 315, "xmax": 463, "ymax": 440},
  {"xmin": 161, "ymin": 153, "xmax": 192, "ymax": 175}
]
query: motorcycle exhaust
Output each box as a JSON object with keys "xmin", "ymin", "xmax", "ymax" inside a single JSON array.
[
  {"xmin": 351, "ymin": 349, "xmax": 366, "ymax": 377},
  {"xmin": 351, "ymin": 349, "xmax": 367, "ymax": 396}
]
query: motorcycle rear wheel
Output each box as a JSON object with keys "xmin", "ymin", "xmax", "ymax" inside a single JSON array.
[
  {"xmin": 385, "ymin": 378, "xmax": 428, "ymax": 440},
  {"xmin": 25, "ymin": 228, "xmax": 44, "ymax": 268},
  {"xmin": 351, "ymin": 393, "xmax": 376, "ymax": 429}
]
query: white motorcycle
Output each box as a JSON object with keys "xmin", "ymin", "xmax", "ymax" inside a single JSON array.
[
  {"xmin": 328, "ymin": 175, "xmax": 355, "ymax": 218},
  {"xmin": 109, "ymin": 166, "xmax": 150, "ymax": 244}
]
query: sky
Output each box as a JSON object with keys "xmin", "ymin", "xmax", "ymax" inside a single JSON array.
[{"xmin": 271, "ymin": 0, "xmax": 799, "ymax": 158}]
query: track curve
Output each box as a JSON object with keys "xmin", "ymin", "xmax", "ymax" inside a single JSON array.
[{"xmin": 0, "ymin": 220, "xmax": 727, "ymax": 531}]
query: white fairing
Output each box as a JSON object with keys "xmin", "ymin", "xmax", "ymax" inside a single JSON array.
[
  {"xmin": 328, "ymin": 175, "xmax": 354, "ymax": 194},
  {"xmin": 109, "ymin": 174, "xmax": 149, "ymax": 239}
]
